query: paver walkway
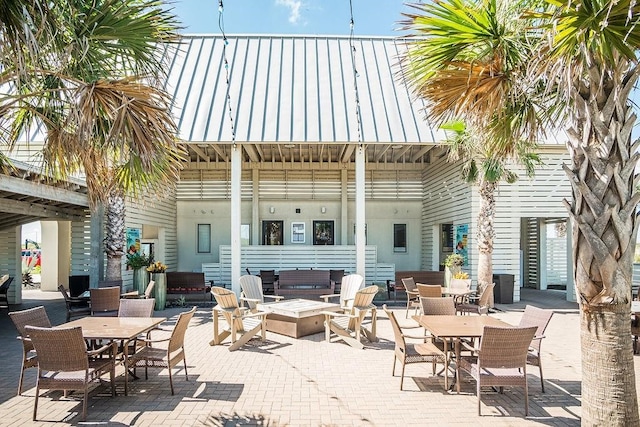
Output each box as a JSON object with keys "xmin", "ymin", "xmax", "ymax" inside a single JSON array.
[{"xmin": 0, "ymin": 287, "xmax": 627, "ymax": 426}]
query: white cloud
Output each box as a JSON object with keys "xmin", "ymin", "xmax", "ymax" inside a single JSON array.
[{"xmin": 275, "ymin": 0, "xmax": 303, "ymax": 25}]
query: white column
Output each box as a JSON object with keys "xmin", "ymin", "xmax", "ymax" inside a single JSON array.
[
  {"xmin": 252, "ymin": 168, "xmax": 260, "ymax": 246},
  {"xmin": 539, "ymin": 219, "xmax": 547, "ymax": 290},
  {"xmin": 341, "ymin": 169, "xmax": 348, "ymax": 244},
  {"xmin": 355, "ymin": 145, "xmax": 366, "ymax": 278},
  {"xmin": 230, "ymin": 144, "xmax": 242, "ymax": 295}
]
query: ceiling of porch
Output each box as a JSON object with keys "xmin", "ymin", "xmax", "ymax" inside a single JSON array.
[{"xmin": 0, "ymin": 162, "xmax": 89, "ymax": 231}]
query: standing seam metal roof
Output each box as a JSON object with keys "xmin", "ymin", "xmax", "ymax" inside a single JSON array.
[{"xmin": 164, "ymin": 34, "xmax": 445, "ymax": 144}]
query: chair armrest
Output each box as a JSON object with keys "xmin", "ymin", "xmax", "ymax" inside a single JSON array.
[
  {"xmin": 240, "ymin": 297, "xmax": 260, "ymax": 304},
  {"xmin": 88, "ymin": 341, "xmax": 117, "ymax": 358},
  {"xmin": 460, "ymin": 340, "xmax": 478, "ymax": 353},
  {"xmin": 241, "ymin": 310, "xmax": 269, "ymax": 319},
  {"xmin": 264, "ymin": 295, "xmax": 284, "ymax": 301},
  {"xmin": 322, "ymin": 310, "xmax": 351, "ymax": 318},
  {"xmin": 320, "ymin": 293, "xmax": 340, "ymax": 302},
  {"xmin": 406, "ymin": 290, "xmax": 419, "ymax": 297}
]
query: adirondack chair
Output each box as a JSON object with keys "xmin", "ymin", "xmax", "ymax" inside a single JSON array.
[
  {"xmin": 239, "ymin": 275, "xmax": 283, "ymax": 311},
  {"xmin": 320, "ymin": 273, "xmax": 364, "ymax": 309},
  {"xmin": 323, "ymin": 285, "xmax": 379, "ymax": 349},
  {"xmin": 210, "ymin": 286, "xmax": 268, "ymax": 351}
]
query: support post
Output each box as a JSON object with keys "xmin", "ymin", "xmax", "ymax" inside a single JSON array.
[
  {"xmin": 90, "ymin": 204, "xmax": 104, "ymax": 288},
  {"xmin": 341, "ymin": 169, "xmax": 348, "ymax": 245},
  {"xmin": 252, "ymin": 168, "xmax": 260, "ymax": 247},
  {"xmin": 355, "ymin": 145, "xmax": 366, "ymax": 278},
  {"xmin": 230, "ymin": 144, "xmax": 242, "ymax": 295}
]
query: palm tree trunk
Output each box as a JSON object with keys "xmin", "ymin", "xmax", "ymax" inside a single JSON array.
[
  {"xmin": 104, "ymin": 188, "xmax": 126, "ymax": 281},
  {"xmin": 477, "ymin": 179, "xmax": 496, "ymax": 307},
  {"xmin": 564, "ymin": 66, "xmax": 639, "ymax": 425}
]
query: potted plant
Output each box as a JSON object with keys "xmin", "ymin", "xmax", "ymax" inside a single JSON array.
[
  {"xmin": 147, "ymin": 261, "xmax": 168, "ymax": 310},
  {"xmin": 443, "ymin": 253, "xmax": 465, "ymax": 288},
  {"xmin": 126, "ymin": 252, "xmax": 151, "ymax": 294}
]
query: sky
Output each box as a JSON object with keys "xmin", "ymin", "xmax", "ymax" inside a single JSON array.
[{"xmin": 172, "ymin": 0, "xmax": 412, "ymax": 36}]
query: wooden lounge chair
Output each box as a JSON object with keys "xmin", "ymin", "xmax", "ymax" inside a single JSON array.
[
  {"xmin": 58, "ymin": 285, "xmax": 91, "ymax": 321},
  {"xmin": 323, "ymin": 285, "xmax": 378, "ymax": 349},
  {"xmin": 320, "ymin": 273, "xmax": 364, "ymax": 309},
  {"xmin": 8, "ymin": 306, "xmax": 52, "ymax": 396},
  {"xmin": 239, "ymin": 275, "xmax": 283, "ymax": 311},
  {"xmin": 458, "ymin": 325, "xmax": 537, "ymax": 416},
  {"xmin": 383, "ymin": 305, "xmax": 448, "ymax": 390},
  {"xmin": 26, "ymin": 325, "xmax": 117, "ymax": 421},
  {"xmin": 210, "ymin": 286, "xmax": 268, "ymax": 351},
  {"xmin": 456, "ymin": 283, "xmax": 495, "ymax": 315},
  {"xmin": 125, "ymin": 307, "xmax": 196, "ymax": 395},
  {"xmin": 401, "ymin": 277, "xmax": 421, "ymax": 318},
  {"xmin": 518, "ymin": 305, "xmax": 554, "ymax": 392}
]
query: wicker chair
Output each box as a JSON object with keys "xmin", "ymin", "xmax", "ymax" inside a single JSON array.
[
  {"xmin": 0, "ymin": 275, "xmax": 13, "ymax": 308},
  {"xmin": 320, "ymin": 273, "xmax": 364, "ymax": 309},
  {"xmin": 383, "ymin": 305, "xmax": 448, "ymax": 390},
  {"xmin": 329, "ymin": 269, "xmax": 345, "ymax": 292},
  {"xmin": 90, "ymin": 286, "xmax": 120, "ymax": 317},
  {"xmin": 419, "ymin": 296, "xmax": 456, "ymax": 316},
  {"xmin": 239, "ymin": 275, "xmax": 283, "ymax": 311},
  {"xmin": 259, "ymin": 270, "xmax": 277, "ymax": 295},
  {"xmin": 323, "ymin": 285, "xmax": 378, "ymax": 349},
  {"xmin": 401, "ymin": 277, "xmax": 421, "ymax": 318},
  {"xmin": 518, "ymin": 305, "xmax": 554, "ymax": 392},
  {"xmin": 458, "ymin": 325, "xmax": 537, "ymax": 416},
  {"xmin": 119, "ymin": 298, "xmax": 156, "ymax": 317},
  {"xmin": 125, "ymin": 306, "xmax": 196, "ymax": 395},
  {"xmin": 58, "ymin": 285, "xmax": 91, "ymax": 321},
  {"xmin": 8, "ymin": 306, "xmax": 52, "ymax": 395},
  {"xmin": 143, "ymin": 280, "xmax": 156, "ymax": 299},
  {"xmin": 210, "ymin": 286, "xmax": 268, "ymax": 351},
  {"xmin": 25, "ymin": 325, "xmax": 117, "ymax": 421},
  {"xmin": 417, "ymin": 284, "xmax": 442, "ymax": 298},
  {"xmin": 456, "ymin": 283, "xmax": 495, "ymax": 315}
]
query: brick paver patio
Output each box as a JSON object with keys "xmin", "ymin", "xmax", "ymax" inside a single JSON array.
[{"xmin": 0, "ymin": 287, "xmax": 623, "ymax": 426}]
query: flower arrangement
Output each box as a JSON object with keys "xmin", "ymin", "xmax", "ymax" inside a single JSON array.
[
  {"xmin": 147, "ymin": 261, "xmax": 167, "ymax": 273},
  {"xmin": 126, "ymin": 252, "xmax": 151, "ymax": 270},
  {"xmin": 443, "ymin": 253, "xmax": 465, "ymax": 268},
  {"xmin": 452, "ymin": 271, "xmax": 469, "ymax": 279}
]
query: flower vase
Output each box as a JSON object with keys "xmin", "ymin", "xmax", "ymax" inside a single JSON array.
[
  {"xmin": 133, "ymin": 268, "xmax": 149, "ymax": 295},
  {"xmin": 153, "ymin": 272, "xmax": 167, "ymax": 310},
  {"xmin": 444, "ymin": 266, "xmax": 461, "ymax": 289}
]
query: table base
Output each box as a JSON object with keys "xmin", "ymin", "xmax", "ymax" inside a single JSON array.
[{"xmin": 266, "ymin": 313, "xmax": 325, "ymax": 338}]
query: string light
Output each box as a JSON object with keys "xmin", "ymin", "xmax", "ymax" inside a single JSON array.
[
  {"xmin": 349, "ymin": 0, "xmax": 363, "ymax": 144},
  {"xmin": 218, "ymin": 0, "xmax": 236, "ymax": 146}
]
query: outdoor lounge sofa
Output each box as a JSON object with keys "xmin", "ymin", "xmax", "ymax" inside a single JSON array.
[
  {"xmin": 166, "ymin": 272, "xmax": 212, "ymax": 301},
  {"xmin": 275, "ymin": 269, "xmax": 335, "ymax": 297}
]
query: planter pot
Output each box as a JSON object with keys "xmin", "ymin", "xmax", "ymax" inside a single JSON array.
[
  {"xmin": 444, "ymin": 266, "xmax": 461, "ymax": 289},
  {"xmin": 133, "ymin": 268, "xmax": 149, "ymax": 295},
  {"xmin": 153, "ymin": 273, "xmax": 167, "ymax": 310}
]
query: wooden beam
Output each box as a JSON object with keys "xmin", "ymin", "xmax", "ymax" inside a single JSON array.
[
  {"xmin": 0, "ymin": 175, "xmax": 89, "ymax": 206},
  {"xmin": 209, "ymin": 144, "xmax": 229, "ymax": 162},
  {"xmin": 0, "ymin": 198, "xmax": 85, "ymax": 220},
  {"xmin": 375, "ymin": 145, "xmax": 391, "ymax": 162},
  {"xmin": 243, "ymin": 144, "xmax": 260, "ymax": 162},
  {"xmin": 190, "ymin": 145, "xmax": 210, "ymax": 162},
  {"xmin": 392, "ymin": 146, "xmax": 413, "ymax": 162},
  {"xmin": 411, "ymin": 146, "xmax": 434, "ymax": 162},
  {"xmin": 341, "ymin": 144, "xmax": 357, "ymax": 163}
]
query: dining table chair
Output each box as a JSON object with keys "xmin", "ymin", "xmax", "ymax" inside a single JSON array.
[
  {"xmin": 90, "ymin": 286, "xmax": 121, "ymax": 316},
  {"xmin": 518, "ymin": 305, "xmax": 554, "ymax": 392},
  {"xmin": 401, "ymin": 277, "xmax": 421, "ymax": 318},
  {"xmin": 8, "ymin": 306, "xmax": 52, "ymax": 395}
]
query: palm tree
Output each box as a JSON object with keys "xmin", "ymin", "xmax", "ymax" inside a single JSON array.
[
  {"xmin": 533, "ymin": 1, "xmax": 640, "ymax": 424},
  {"xmin": 441, "ymin": 120, "xmax": 541, "ymax": 299},
  {"xmin": 399, "ymin": 0, "xmax": 547, "ymax": 291},
  {"xmin": 400, "ymin": 0, "xmax": 640, "ymax": 423},
  {"xmin": 0, "ymin": 0, "xmax": 185, "ymax": 282}
]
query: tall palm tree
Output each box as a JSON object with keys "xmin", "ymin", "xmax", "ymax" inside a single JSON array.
[
  {"xmin": 441, "ymin": 120, "xmax": 541, "ymax": 298},
  {"xmin": 399, "ymin": 0, "xmax": 548, "ymax": 290},
  {"xmin": 400, "ymin": 0, "xmax": 640, "ymax": 423},
  {"xmin": 0, "ymin": 0, "xmax": 185, "ymax": 282},
  {"xmin": 533, "ymin": 1, "xmax": 640, "ymax": 424}
]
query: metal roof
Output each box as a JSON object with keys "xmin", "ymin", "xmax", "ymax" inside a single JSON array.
[{"xmin": 164, "ymin": 34, "xmax": 444, "ymax": 145}]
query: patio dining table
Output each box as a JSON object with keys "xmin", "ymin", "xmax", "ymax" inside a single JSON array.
[
  {"xmin": 61, "ymin": 316, "xmax": 166, "ymax": 395},
  {"xmin": 412, "ymin": 314, "xmax": 510, "ymax": 393}
]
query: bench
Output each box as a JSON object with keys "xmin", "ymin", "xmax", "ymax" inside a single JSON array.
[
  {"xmin": 275, "ymin": 269, "xmax": 335, "ymax": 297},
  {"xmin": 388, "ymin": 270, "xmax": 445, "ymax": 299},
  {"xmin": 166, "ymin": 272, "xmax": 212, "ymax": 300}
]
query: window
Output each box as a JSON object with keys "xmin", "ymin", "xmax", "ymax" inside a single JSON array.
[
  {"xmin": 197, "ymin": 224, "xmax": 211, "ymax": 253},
  {"xmin": 393, "ymin": 224, "xmax": 407, "ymax": 253},
  {"xmin": 291, "ymin": 222, "xmax": 305, "ymax": 243}
]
